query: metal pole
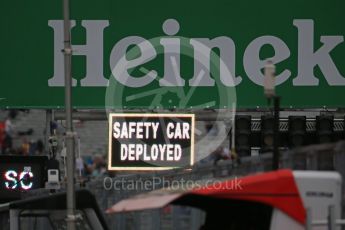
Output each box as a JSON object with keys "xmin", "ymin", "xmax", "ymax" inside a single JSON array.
[
  {"xmin": 305, "ymin": 208, "xmax": 312, "ymax": 230},
  {"xmin": 62, "ymin": 0, "xmax": 76, "ymax": 228},
  {"xmin": 231, "ymin": 103, "xmax": 236, "ymax": 157},
  {"xmin": 328, "ymin": 205, "xmax": 336, "ymax": 230},
  {"xmin": 45, "ymin": 110, "xmax": 52, "ymax": 153},
  {"xmin": 273, "ymin": 96, "xmax": 280, "ymax": 170}
]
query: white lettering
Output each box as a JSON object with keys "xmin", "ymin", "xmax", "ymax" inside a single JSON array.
[
  {"xmin": 243, "ymin": 36, "xmax": 291, "ymax": 86},
  {"xmin": 110, "ymin": 36, "xmax": 157, "ymax": 87},
  {"xmin": 293, "ymin": 19, "xmax": 345, "ymax": 86},
  {"xmin": 48, "ymin": 20, "xmax": 109, "ymax": 86}
]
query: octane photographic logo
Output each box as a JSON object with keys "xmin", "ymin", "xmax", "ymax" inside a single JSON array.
[{"xmin": 105, "ymin": 19, "xmax": 237, "ymax": 166}]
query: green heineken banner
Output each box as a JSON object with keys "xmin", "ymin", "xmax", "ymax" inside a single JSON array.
[{"xmin": 0, "ymin": 0, "xmax": 345, "ymax": 109}]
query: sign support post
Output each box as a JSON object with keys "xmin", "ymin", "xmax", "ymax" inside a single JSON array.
[
  {"xmin": 273, "ymin": 96, "xmax": 280, "ymax": 170},
  {"xmin": 62, "ymin": 0, "xmax": 76, "ymax": 229},
  {"xmin": 264, "ymin": 60, "xmax": 280, "ymax": 170}
]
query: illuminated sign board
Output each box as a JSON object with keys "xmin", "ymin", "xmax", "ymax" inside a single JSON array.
[
  {"xmin": 108, "ymin": 113, "xmax": 195, "ymax": 170},
  {"xmin": 0, "ymin": 156, "xmax": 47, "ymax": 201}
]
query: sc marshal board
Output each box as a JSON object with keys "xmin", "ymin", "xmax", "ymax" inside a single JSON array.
[
  {"xmin": 108, "ymin": 113, "xmax": 195, "ymax": 170},
  {"xmin": 0, "ymin": 156, "xmax": 48, "ymax": 202}
]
